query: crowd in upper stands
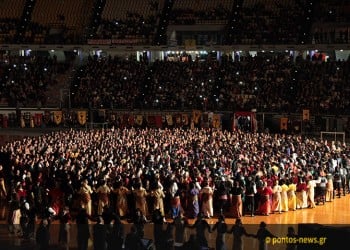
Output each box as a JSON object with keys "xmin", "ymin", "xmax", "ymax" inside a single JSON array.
[
  {"xmin": 0, "ymin": 53, "xmax": 70, "ymax": 107},
  {"xmin": 0, "ymin": 50, "xmax": 349, "ymax": 115},
  {"xmin": 70, "ymin": 52, "xmax": 350, "ymax": 115}
]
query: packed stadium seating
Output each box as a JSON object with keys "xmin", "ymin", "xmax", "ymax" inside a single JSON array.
[
  {"xmin": 68, "ymin": 53, "xmax": 350, "ymax": 115},
  {"xmin": 0, "ymin": 0, "xmax": 349, "ymax": 113}
]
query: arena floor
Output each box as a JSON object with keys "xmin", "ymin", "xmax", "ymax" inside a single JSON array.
[{"xmin": 0, "ymin": 128, "xmax": 349, "ymax": 249}]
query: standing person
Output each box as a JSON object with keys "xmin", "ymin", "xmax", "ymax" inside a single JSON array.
[
  {"xmin": 96, "ymin": 180, "xmax": 111, "ymax": 216},
  {"xmin": 253, "ymin": 221, "xmax": 276, "ymax": 250},
  {"xmin": 211, "ymin": 215, "xmax": 228, "ymax": 250},
  {"xmin": 76, "ymin": 208, "xmax": 90, "ymax": 250},
  {"xmin": 316, "ymin": 174, "xmax": 327, "ymax": 205},
  {"xmin": 112, "ymin": 180, "xmax": 129, "ymax": 218},
  {"xmin": 326, "ymin": 170, "xmax": 334, "ymax": 202},
  {"xmin": 228, "ymin": 218, "xmax": 252, "ymax": 250},
  {"xmin": 296, "ymin": 177, "xmax": 308, "ymax": 209},
  {"xmin": 107, "ymin": 215, "xmax": 124, "ymax": 250},
  {"xmin": 187, "ymin": 182, "xmax": 200, "ymax": 219},
  {"xmin": 244, "ymin": 176, "xmax": 257, "ymax": 217},
  {"xmin": 271, "ymin": 180, "xmax": 282, "ymax": 214},
  {"xmin": 79, "ymin": 179, "xmax": 93, "ymax": 216},
  {"xmin": 36, "ymin": 219, "xmax": 50, "ymax": 250},
  {"xmin": 217, "ymin": 180, "xmax": 229, "ymax": 215},
  {"xmin": 152, "ymin": 208, "xmax": 165, "ymax": 250},
  {"xmin": 0, "ymin": 165, "xmax": 7, "ymax": 201},
  {"xmin": 170, "ymin": 192, "xmax": 183, "ymax": 219},
  {"xmin": 307, "ymin": 176, "xmax": 319, "ymax": 208},
  {"xmin": 339, "ymin": 164, "xmax": 347, "ymax": 196},
  {"xmin": 333, "ymin": 169, "xmax": 342, "ymax": 198},
  {"xmin": 93, "ymin": 216, "xmax": 107, "ymax": 250},
  {"xmin": 172, "ymin": 215, "xmax": 188, "ymax": 249},
  {"xmin": 200, "ymin": 180, "xmax": 214, "ymax": 218},
  {"xmin": 150, "ymin": 183, "xmax": 166, "ymax": 216},
  {"xmin": 230, "ymin": 180, "xmax": 244, "ymax": 219},
  {"xmin": 257, "ymin": 182, "xmax": 272, "ymax": 216},
  {"xmin": 132, "ymin": 180, "xmax": 148, "ymax": 217},
  {"xmin": 280, "ymin": 179, "xmax": 289, "ymax": 212},
  {"xmin": 58, "ymin": 206, "xmax": 71, "ymax": 250},
  {"xmin": 132, "ymin": 208, "xmax": 148, "ymax": 238},
  {"xmin": 188, "ymin": 212, "xmax": 212, "ymax": 249},
  {"xmin": 10, "ymin": 198, "xmax": 22, "ymax": 236},
  {"xmin": 287, "ymin": 179, "xmax": 297, "ymax": 211},
  {"xmin": 124, "ymin": 225, "xmax": 143, "ymax": 250}
]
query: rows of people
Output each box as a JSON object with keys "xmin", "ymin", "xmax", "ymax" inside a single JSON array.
[
  {"xmin": 0, "ymin": 54, "xmax": 72, "ymax": 107},
  {"xmin": 0, "ymin": 127, "xmax": 349, "ymax": 248},
  {"xmin": 71, "ymin": 53, "xmax": 350, "ymax": 115}
]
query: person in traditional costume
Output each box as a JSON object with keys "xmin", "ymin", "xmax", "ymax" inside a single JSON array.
[
  {"xmin": 113, "ymin": 180, "xmax": 130, "ymax": 218},
  {"xmin": 132, "ymin": 180, "xmax": 148, "ymax": 217},
  {"xmin": 230, "ymin": 180, "xmax": 244, "ymax": 219},
  {"xmin": 287, "ymin": 179, "xmax": 297, "ymax": 211},
  {"xmin": 280, "ymin": 179, "xmax": 289, "ymax": 212},
  {"xmin": 187, "ymin": 182, "xmax": 200, "ymax": 219},
  {"xmin": 257, "ymin": 182, "xmax": 272, "ymax": 216},
  {"xmin": 296, "ymin": 177, "xmax": 308, "ymax": 209},
  {"xmin": 150, "ymin": 183, "xmax": 166, "ymax": 216},
  {"xmin": 96, "ymin": 179, "xmax": 111, "ymax": 215},
  {"xmin": 79, "ymin": 179, "xmax": 93, "ymax": 216},
  {"xmin": 200, "ymin": 180, "xmax": 214, "ymax": 218},
  {"xmin": 271, "ymin": 180, "xmax": 282, "ymax": 214}
]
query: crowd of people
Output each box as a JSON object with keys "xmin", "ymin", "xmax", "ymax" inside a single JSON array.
[
  {"xmin": 71, "ymin": 53, "xmax": 350, "ymax": 115},
  {"xmin": 0, "ymin": 54, "xmax": 71, "ymax": 107},
  {"xmin": 0, "ymin": 126, "xmax": 349, "ymax": 249}
]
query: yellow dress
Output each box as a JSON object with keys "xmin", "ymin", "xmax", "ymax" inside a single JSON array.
[
  {"xmin": 281, "ymin": 184, "xmax": 289, "ymax": 212},
  {"xmin": 288, "ymin": 183, "xmax": 297, "ymax": 211}
]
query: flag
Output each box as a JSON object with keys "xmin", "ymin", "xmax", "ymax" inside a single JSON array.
[
  {"xmin": 53, "ymin": 111, "xmax": 63, "ymax": 125},
  {"xmin": 192, "ymin": 110, "xmax": 201, "ymax": 124},
  {"xmin": 303, "ymin": 109, "xmax": 310, "ymax": 121},
  {"xmin": 212, "ymin": 114, "xmax": 221, "ymax": 129},
  {"xmin": 280, "ymin": 117, "xmax": 288, "ymax": 130},
  {"xmin": 77, "ymin": 110, "xmax": 87, "ymax": 125},
  {"xmin": 135, "ymin": 115, "xmax": 143, "ymax": 126},
  {"xmin": 166, "ymin": 115, "xmax": 173, "ymax": 126}
]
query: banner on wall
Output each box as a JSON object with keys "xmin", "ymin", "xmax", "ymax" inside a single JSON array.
[
  {"xmin": 128, "ymin": 114, "xmax": 135, "ymax": 126},
  {"xmin": 303, "ymin": 109, "xmax": 310, "ymax": 121},
  {"xmin": 182, "ymin": 114, "xmax": 189, "ymax": 126},
  {"xmin": 53, "ymin": 111, "xmax": 63, "ymax": 125},
  {"xmin": 166, "ymin": 114, "xmax": 173, "ymax": 126},
  {"xmin": 77, "ymin": 110, "xmax": 87, "ymax": 125},
  {"xmin": 44, "ymin": 110, "xmax": 51, "ymax": 124},
  {"xmin": 147, "ymin": 115, "xmax": 156, "ymax": 127},
  {"xmin": 280, "ymin": 117, "xmax": 288, "ymax": 130},
  {"xmin": 175, "ymin": 114, "xmax": 182, "ymax": 126},
  {"xmin": 34, "ymin": 113, "xmax": 43, "ymax": 127},
  {"xmin": 192, "ymin": 110, "xmax": 201, "ymax": 124},
  {"xmin": 155, "ymin": 115, "xmax": 163, "ymax": 128},
  {"xmin": 135, "ymin": 115, "xmax": 143, "ymax": 126},
  {"xmin": 20, "ymin": 115, "xmax": 25, "ymax": 128},
  {"xmin": 212, "ymin": 114, "xmax": 221, "ymax": 129}
]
